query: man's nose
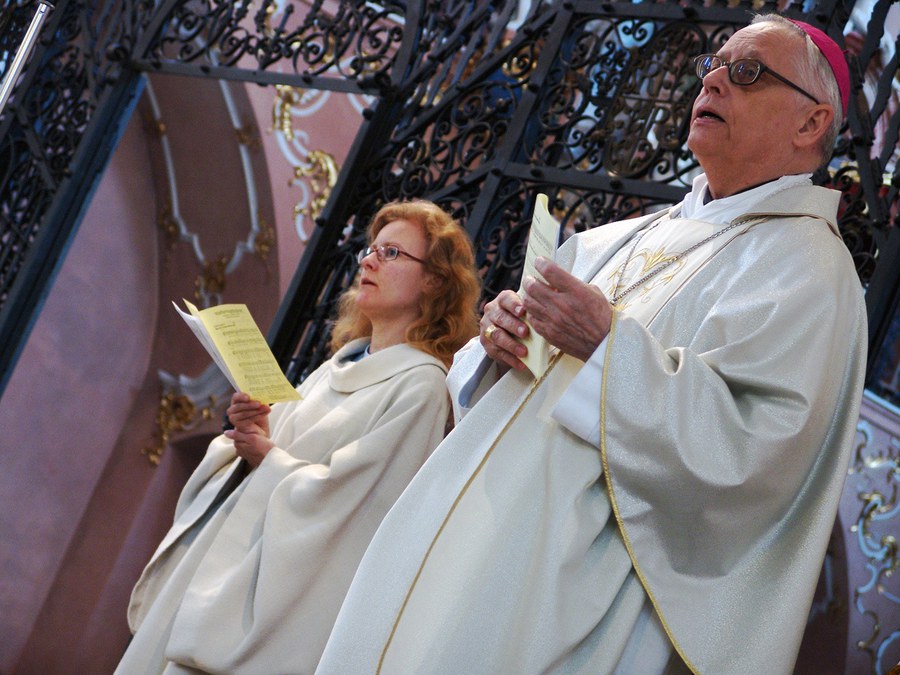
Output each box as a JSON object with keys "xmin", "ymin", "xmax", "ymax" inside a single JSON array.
[{"xmin": 701, "ymin": 64, "xmax": 729, "ymax": 93}]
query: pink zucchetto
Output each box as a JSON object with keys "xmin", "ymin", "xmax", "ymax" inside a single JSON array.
[{"xmin": 788, "ymin": 18, "xmax": 851, "ymax": 117}]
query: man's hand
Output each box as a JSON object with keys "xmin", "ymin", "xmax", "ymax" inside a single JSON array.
[
  {"xmin": 521, "ymin": 257, "xmax": 613, "ymax": 362},
  {"xmin": 480, "ymin": 289, "xmax": 530, "ymax": 373},
  {"xmin": 224, "ymin": 392, "xmax": 274, "ymax": 468}
]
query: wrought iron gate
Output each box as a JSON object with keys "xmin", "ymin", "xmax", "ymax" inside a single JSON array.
[{"xmin": 1, "ymin": 0, "xmax": 898, "ymax": 402}]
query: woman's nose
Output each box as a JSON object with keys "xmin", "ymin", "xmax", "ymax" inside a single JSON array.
[{"xmin": 360, "ymin": 250, "xmax": 378, "ymax": 269}]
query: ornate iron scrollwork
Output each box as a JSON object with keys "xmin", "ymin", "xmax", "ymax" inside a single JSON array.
[
  {"xmin": 527, "ymin": 18, "xmax": 703, "ymax": 183},
  {"xmin": 1, "ymin": 0, "xmax": 899, "ymax": 405},
  {"xmin": 151, "ymin": 0, "xmax": 407, "ymax": 78},
  {"xmin": 821, "ymin": 164, "xmax": 881, "ymax": 285},
  {"xmin": 255, "ymin": 1, "xmax": 900, "ymax": 390}
]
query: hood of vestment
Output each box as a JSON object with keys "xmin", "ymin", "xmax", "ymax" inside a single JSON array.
[
  {"xmin": 725, "ymin": 183, "xmax": 842, "ymax": 237},
  {"xmin": 329, "ymin": 338, "xmax": 447, "ymax": 394}
]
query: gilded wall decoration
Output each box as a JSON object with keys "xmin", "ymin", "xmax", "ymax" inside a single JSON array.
[
  {"xmin": 253, "ymin": 210, "xmax": 276, "ymax": 278},
  {"xmin": 291, "ymin": 149, "xmax": 339, "ymax": 235},
  {"xmin": 194, "ymin": 254, "xmax": 229, "ymax": 302},
  {"xmin": 849, "ymin": 395, "xmax": 900, "ymax": 673},
  {"xmin": 271, "ymin": 84, "xmax": 347, "ymax": 242},
  {"xmin": 141, "ymin": 391, "xmax": 217, "ymax": 466}
]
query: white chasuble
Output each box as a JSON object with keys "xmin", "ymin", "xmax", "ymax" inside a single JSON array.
[
  {"xmin": 317, "ymin": 183, "xmax": 867, "ymax": 675},
  {"xmin": 118, "ymin": 340, "xmax": 450, "ymax": 675}
]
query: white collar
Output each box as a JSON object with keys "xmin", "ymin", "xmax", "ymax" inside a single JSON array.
[{"xmin": 680, "ymin": 173, "xmax": 813, "ymax": 225}]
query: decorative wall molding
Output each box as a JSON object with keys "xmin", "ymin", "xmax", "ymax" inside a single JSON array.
[{"xmin": 848, "ymin": 392, "xmax": 900, "ymax": 673}]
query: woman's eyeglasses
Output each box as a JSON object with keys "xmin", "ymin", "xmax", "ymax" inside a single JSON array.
[
  {"xmin": 357, "ymin": 244, "xmax": 425, "ymax": 264},
  {"xmin": 693, "ymin": 54, "xmax": 820, "ymax": 105}
]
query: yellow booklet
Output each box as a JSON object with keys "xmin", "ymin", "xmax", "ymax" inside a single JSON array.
[
  {"xmin": 173, "ymin": 300, "xmax": 301, "ymax": 403},
  {"xmin": 516, "ymin": 193, "xmax": 561, "ymax": 378}
]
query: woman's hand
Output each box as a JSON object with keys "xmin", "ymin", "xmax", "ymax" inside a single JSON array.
[
  {"xmin": 224, "ymin": 392, "xmax": 274, "ymax": 469},
  {"xmin": 227, "ymin": 392, "xmax": 271, "ymax": 437},
  {"xmin": 224, "ymin": 424, "xmax": 275, "ymax": 468}
]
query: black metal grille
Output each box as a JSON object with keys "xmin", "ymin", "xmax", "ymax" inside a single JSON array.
[{"xmin": 0, "ymin": 0, "xmax": 898, "ymax": 406}]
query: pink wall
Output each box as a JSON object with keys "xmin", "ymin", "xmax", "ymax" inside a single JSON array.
[
  {"xmin": 0, "ymin": 74, "xmax": 363, "ymax": 672},
  {"xmin": 0, "ymin": 111, "xmax": 160, "ymax": 670}
]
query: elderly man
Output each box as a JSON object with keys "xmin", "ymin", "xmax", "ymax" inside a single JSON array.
[{"xmin": 317, "ymin": 14, "xmax": 865, "ymax": 675}]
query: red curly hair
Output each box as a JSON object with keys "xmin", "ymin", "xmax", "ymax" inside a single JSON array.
[{"xmin": 330, "ymin": 200, "xmax": 481, "ymax": 366}]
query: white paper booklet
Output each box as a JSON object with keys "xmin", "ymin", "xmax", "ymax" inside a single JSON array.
[{"xmin": 516, "ymin": 193, "xmax": 561, "ymax": 378}]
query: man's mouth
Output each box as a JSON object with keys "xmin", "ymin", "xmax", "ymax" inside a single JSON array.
[{"xmin": 697, "ymin": 109, "xmax": 725, "ymax": 122}]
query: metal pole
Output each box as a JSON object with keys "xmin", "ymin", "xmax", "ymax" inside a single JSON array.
[{"xmin": 0, "ymin": 1, "xmax": 54, "ymax": 117}]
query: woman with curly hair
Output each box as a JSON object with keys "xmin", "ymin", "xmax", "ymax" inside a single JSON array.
[{"xmin": 118, "ymin": 200, "xmax": 480, "ymax": 675}]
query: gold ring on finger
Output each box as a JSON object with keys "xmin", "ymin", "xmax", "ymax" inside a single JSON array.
[{"xmin": 484, "ymin": 324, "xmax": 498, "ymax": 341}]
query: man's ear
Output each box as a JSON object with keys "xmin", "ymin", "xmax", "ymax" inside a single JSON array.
[{"xmin": 795, "ymin": 104, "xmax": 834, "ymax": 151}]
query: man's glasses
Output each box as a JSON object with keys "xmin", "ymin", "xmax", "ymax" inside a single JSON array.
[
  {"xmin": 357, "ymin": 243, "xmax": 425, "ymax": 264},
  {"xmin": 693, "ymin": 54, "xmax": 820, "ymax": 105}
]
